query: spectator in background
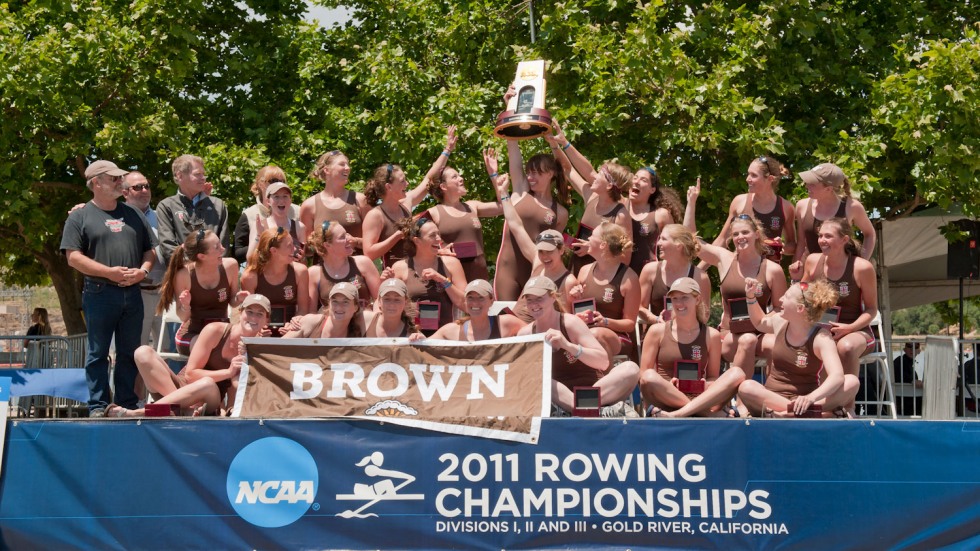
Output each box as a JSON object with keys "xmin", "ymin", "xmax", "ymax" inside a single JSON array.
[
  {"xmin": 893, "ymin": 342, "xmax": 923, "ymax": 416},
  {"xmin": 61, "ymin": 160, "xmax": 156, "ymax": 417},
  {"xmin": 157, "ymin": 155, "xmax": 229, "ymax": 265},
  {"xmin": 25, "ymin": 308, "xmax": 51, "ymax": 340},
  {"xmin": 121, "ymin": 171, "xmax": 166, "ymax": 347}
]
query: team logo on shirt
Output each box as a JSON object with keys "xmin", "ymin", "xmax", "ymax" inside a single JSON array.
[
  {"xmin": 218, "ymin": 288, "xmax": 228, "ymax": 303},
  {"xmin": 177, "ymin": 212, "xmax": 186, "ymax": 222},
  {"xmin": 284, "ymin": 286, "xmax": 294, "ymax": 300},
  {"xmin": 563, "ymin": 349, "xmax": 579, "ymax": 363},
  {"xmin": 472, "ymin": 217, "xmax": 482, "ymax": 229},
  {"xmin": 770, "ymin": 219, "xmax": 781, "ymax": 230},
  {"xmin": 543, "ymin": 211, "xmax": 555, "ymax": 225},
  {"xmin": 345, "ymin": 210, "xmax": 357, "ymax": 223},
  {"xmin": 351, "ymin": 277, "xmax": 362, "ymax": 288},
  {"xmin": 639, "ymin": 223, "xmax": 650, "ymax": 236},
  {"xmin": 105, "ymin": 219, "xmax": 126, "ymax": 233},
  {"xmin": 838, "ymin": 282, "xmax": 850, "ymax": 298},
  {"xmin": 602, "ymin": 287, "xmax": 615, "ymax": 303},
  {"xmin": 691, "ymin": 345, "xmax": 702, "ymax": 361},
  {"xmin": 796, "ymin": 350, "xmax": 808, "ymax": 368}
]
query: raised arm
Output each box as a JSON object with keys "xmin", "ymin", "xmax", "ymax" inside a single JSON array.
[
  {"xmin": 551, "ymin": 120, "xmax": 596, "ymax": 183},
  {"xmin": 406, "ymin": 125, "xmax": 458, "ymax": 208},
  {"xmin": 682, "ymin": 178, "xmax": 700, "ymax": 233},
  {"xmin": 546, "ymin": 122, "xmax": 591, "ymax": 199},
  {"xmin": 490, "ymin": 171, "xmax": 538, "ymax": 262}
]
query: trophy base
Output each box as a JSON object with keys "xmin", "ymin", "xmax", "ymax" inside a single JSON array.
[{"xmin": 494, "ymin": 108, "xmax": 553, "ymax": 140}]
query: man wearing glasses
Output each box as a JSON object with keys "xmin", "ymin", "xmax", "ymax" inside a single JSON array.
[
  {"xmin": 122, "ymin": 172, "xmax": 166, "ymax": 348},
  {"xmin": 156, "ymin": 154, "xmax": 229, "ymax": 265},
  {"xmin": 60, "ymin": 160, "xmax": 157, "ymax": 417}
]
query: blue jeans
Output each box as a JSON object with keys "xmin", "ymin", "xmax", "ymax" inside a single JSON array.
[{"xmin": 82, "ymin": 279, "xmax": 143, "ymax": 409}]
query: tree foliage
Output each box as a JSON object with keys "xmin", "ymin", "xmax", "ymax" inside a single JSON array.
[{"xmin": 2, "ymin": 0, "xmax": 979, "ymax": 332}]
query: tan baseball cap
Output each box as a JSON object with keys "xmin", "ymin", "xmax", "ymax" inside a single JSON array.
[
  {"xmin": 240, "ymin": 293, "xmax": 272, "ymax": 314},
  {"xmin": 667, "ymin": 277, "xmax": 700, "ymax": 297},
  {"xmin": 799, "ymin": 163, "xmax": 844, "ymax": 188},
  {"xmin": 521, "ymin": 276, "xmax": 557, "ymax": 297},
  {"xmin": 329, "ymin": 282, "xmax": 359, "ymax": 300},
  {"xmin": 85, "ymin": 160, "xmax": 129, "ymax": 179},
  {"xmin": 265, "ymin": 182, "xmax": 292, "ymax": 197},
  {"xmin": 464, "ymin": 279, "xmax": 494, "ymax": 298},
  {"xmin": 380, "ymin": 278, "xmax": 408, "ymax": 297},
  {"xmin": 535, "ymin": 230, "xmax": 564, "ymax": 251}
]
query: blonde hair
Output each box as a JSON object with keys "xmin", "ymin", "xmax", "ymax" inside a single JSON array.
[
  {"xmin": 729, "ymin": 215, "xmax": 768, "ymax": 256},
  {"xmin": 602, "ymin": 163, "xmax": 633, "ymax": 202},
  {"xmin": 309, "ymin": 150, "xmax": 346, "ymax": 181},
  {"xmin": 799, "ymin": 280, "xmax": 839, "ymax": 323},
  {"xmin": 662, "ymin": 224, "xmax": 700, "ymax": 260},
  {"xmin": 819, "ymin": 218, "xmax": 862, "ymax": 257},
  {"xmin": 597, "ymin": 221, "xmax": 634, "ymax": 257}
]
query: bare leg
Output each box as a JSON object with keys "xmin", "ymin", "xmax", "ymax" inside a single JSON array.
[
  {"xmin": 134, "ymin": 345, "xmax": 179, "ymax": 397},
  {"xmin": 665, "ymin": 367, "xmax": 746, "ymax": 418},
  {"xmin": 156, "ymin": 377, "xmax": 222, "ymax": 415},
  {"xmin": 639, "ymin": 369, "xmax": 691, "ymax": 412},
  {"xmin": 737, "ymin": 380, "xmax": 794, "ymax": 417},
  {"xmin": 836, "ymin": 333, "xmax": 869, "ymax": 414},
  {"xmin": 552, "ymin": 379, "xmax": 574, "ymax": 412},
  {"xmin": 595, "ymin": 361, "xmax": 639, "ymax": 405}
]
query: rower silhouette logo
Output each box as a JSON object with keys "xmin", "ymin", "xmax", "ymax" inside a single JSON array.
[
  {"xmin": 227, "ymin": 437, "xmax": 318, "ymax": 528},
  {"xmin": 336, "ymin": 451, "xmax": 423, "ymax": 518}
]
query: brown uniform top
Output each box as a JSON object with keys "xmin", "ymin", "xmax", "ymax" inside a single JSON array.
[
  {"xmin": 813, "ymin": 254, "xmax": 863, "ymax": 324},
  {"xmin": 314, "ymin": 190, "xmax": 363, "ymax": 252},
  {"xmin": 373, "ymin": 203, "xmax": 411, "ymax": 268},
  {"xmin": 740, "ymin": 195, "xmax": 788, "ymax": 241},
  {"xmin": 719, "ymin": 256, "xmax": 773, "ymax": 333},
  {"xmin": 434, "ymin": 203, "xmax": 489, "ymax": 282},
  {"xmin": 630, "ymin": 208, "xmax": 660, "ymax": 276},
  {"xmin": 405, "ymin": 257, "xmax": 454, "ymax": 331},
  {"xmin": 571, "ymin": 201, "xmax": 626, "ymax": 274},
  {"xmin": 765, "ymin": 324, "xmax": 822, "ymax": 399},
  {"xmin": 648, "ymin": 262, "xmax": 695, "ymax": 315},
  {"xmin": 534, "ymin": 314, "xmax": 598, "ymax": 389},
  {"xmin": 254, "ymin": 264, "xmax": 299, "ymax": 328},
  {"xmin": 580, "ymin": 263, "xmax": 629, "ymax": 321},
  {"xmin": 316, "ymin": 258, "xmax": 372, "ymax": 309},
  {"xmin": 654, "ymin": 321, "xmax": 709, "ymax": 381},
  {"xmin": 494, "ymin": 194, "xmax": 562, "ymax": 301},
  {"xmin": 187, "ymin": 265, "xmax": 231, "ymax": 335},
  {"xmin": 800, "ymin": 198, "xmax": 847, "ymax": 256}
]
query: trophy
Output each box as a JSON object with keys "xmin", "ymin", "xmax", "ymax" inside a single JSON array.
[{"xmin": 493, "ymin": 60, "xmax": 553, "ymax": 140}]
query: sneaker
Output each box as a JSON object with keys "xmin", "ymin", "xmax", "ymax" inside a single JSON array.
[
  {"xmin": 550, "ymin": 404, "xmax": 571, "ymax": 417},
  {"xmin": 601, "ymin": 401, "xmax": 640, "ymax": 418},
  {"xmin": 88, "ymin": 408, "xmax": 106, "ymax": 418}
]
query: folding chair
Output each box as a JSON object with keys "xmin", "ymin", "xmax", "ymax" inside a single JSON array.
[{"xmin": 855, "ymin": 313, "xmax": 898, "ymax": 419}]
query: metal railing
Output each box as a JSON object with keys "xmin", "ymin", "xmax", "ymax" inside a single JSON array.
[{"xmin": 2, "ymin": 333, "xmax": 88, "ymax": 418}]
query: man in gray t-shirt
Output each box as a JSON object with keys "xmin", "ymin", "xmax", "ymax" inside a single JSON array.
[{"xmin": 60, "ymin": 160, "xmax": 156, "ymax": 416}]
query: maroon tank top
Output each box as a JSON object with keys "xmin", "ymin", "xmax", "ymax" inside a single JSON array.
[{"xmin": 765, "ymin": 324, "xmax": 822, "ymax": 398}]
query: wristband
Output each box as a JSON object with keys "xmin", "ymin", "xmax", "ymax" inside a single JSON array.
[
  {"xmin": 562, "ymin": 142, "xmax": 572, "ymax": 151},
  {"xmin": 441, "ymin": 278, "xmax": 453, "ymax": 290},
  {"xmin": 499, "ymin": 194, "xmax": 510, "ymax": 202},
  {"xmin": 573, "ymin": 344, "xmax": 583, "ymax": 360},
  {"xmin": 746, "ymin": 299, "xmax": 758, "ymax": 305},
  {"xmin": 603, "ymin": 317, "xmax": 609, "ymax": 327},
  {"xmin": 441, "ymin": 151, "xmax": 451, "ymax": 158},
  {"xmin": 488, "ymin": 172, "xmax": 498, "ymax": 179},
  {"xmin": 141, "ymin": 268, "xmax": 150, "ymax": 277}
]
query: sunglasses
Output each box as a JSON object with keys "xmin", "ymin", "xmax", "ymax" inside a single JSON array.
[
  {"xmin": 321, "ymin": 220, "xmax": 331, "ymax": 240},
  {"xmin": 127, "ymin": 184, "xmax": 150, "ymax": 192},
  {"xmin": 386, "ymin": 163, "xmax": 394, "ymax": 182},
  {"xmin": 736, "ymin": 214, "xmax": 752, "ymax": 221},
  {"xmin": 798, "ymin": 282, "xmax": 812, "ymax": 309},
  {"xmin": 197, "ymin": 228, "xmax": 206, "ymax": 243}
]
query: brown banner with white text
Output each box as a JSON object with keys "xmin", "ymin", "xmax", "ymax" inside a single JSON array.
[{"xmin": 235, "ymin": 335, "xmax": 551, "ymax": 443}]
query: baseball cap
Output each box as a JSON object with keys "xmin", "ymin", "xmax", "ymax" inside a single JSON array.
[
  {"xmin": 535, "ymin": 230, "xmax": 564, "ymax": 251},
  {"xmin": 85, "ymin": 160, "xmax": 129, "ymax": 180},
  {"xmin": 464, "ymin": 279, "xmax": 494, "ymax": 298},
  {"xmin": 240, "ymin": 294, "xmax": 272, "ymax": 314},
  {"xmin": 265, "ymin": 182, "xmax": 292, "ymax": 197},
  {"xmin": 799, "ymin": 163, "xmax": 844, "ymax": 188},
  {"xmin": 379, "ymin": 278, "xmax": 408, "ymax": 297},
  {"xmin": 329, "ymin": 282, "xmax": 359, "ymax": 301},
  {"xmin": 667, "ymin": 277, "xmax": 700, "ymax": 296},
  {"xmin": 521, "ymin": 276, "xmax": 557, "ymax": 297}
]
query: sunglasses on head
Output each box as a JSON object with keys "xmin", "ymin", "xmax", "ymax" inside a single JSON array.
[
  {"xmin": 321, "ymin": 220, "xmax": 331, "ymax": 240},
  {"xmin": 197, "ymin": 228, "xmax": 206, "ymax": 242},
  {"xmin": 415, "ymin": 217, "xmax": 430, "ymax": 230},
  {"xmin": 798, "ymin": 282, "xmax": 812, "ymax": 309},
  {"xmin": 386, "ymin": 163, "xmax": 394, "ymax": 182}
]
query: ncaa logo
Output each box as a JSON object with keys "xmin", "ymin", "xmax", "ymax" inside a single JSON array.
[{"xmin": 227, "ymin": 437, "xmax": 318, "ymax": 528}]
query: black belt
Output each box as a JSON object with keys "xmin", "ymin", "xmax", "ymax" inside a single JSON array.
[{"xmin": 141, "ymin": 284, "xmax": 161, "ymax": 291}]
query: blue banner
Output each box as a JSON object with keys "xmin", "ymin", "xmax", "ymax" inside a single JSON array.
[{"xmin": 2, "ymin": 418, "xmax": 980, "ymax": 549}]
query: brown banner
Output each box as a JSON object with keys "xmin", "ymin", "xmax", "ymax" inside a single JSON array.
[{"xmin": 235, "ymin": 336, "xmax": 551, "ymax": 443}]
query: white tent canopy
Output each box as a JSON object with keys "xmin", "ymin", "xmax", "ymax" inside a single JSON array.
[{"xmin": 876, "ymin": 205, "xmax": 980, "ymax": 343}]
